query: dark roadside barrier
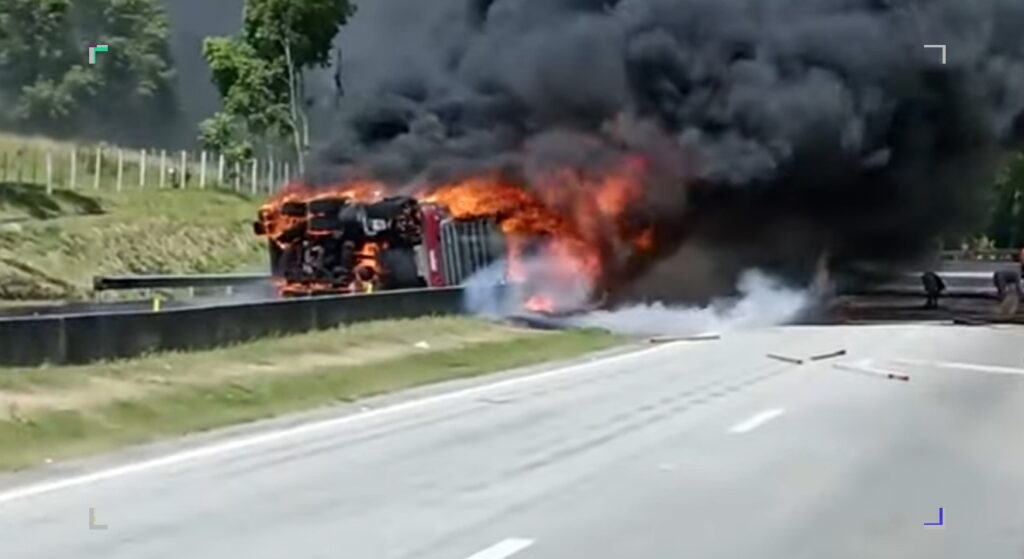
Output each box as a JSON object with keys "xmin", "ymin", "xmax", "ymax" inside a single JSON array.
[
  {"xmin": 92, "ymin": 273, "xmax": 271, "ymax": 292},
  {"xmin": 0, "ymin": 287, "xmax": 465, "ymax": 367}
]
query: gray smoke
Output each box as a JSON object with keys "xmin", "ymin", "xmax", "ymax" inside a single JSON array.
[
  {"xmin": 319, "ymin": 0, "xmax": 1024, "ymax": 298},
  {"xmin": 566, "ymin": 270, "xmax": 809, "ymax": 335}
]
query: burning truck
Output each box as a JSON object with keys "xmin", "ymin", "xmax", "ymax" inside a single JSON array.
[
  {"xmin": 253, "ymin": 190, "xmax": 506, "ymax": 296},
  {"xmin": 254, "ymin": 156, "xmax": 657, "ymax": 314}
]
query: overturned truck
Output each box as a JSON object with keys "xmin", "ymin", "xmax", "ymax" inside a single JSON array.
[{"xmin": 254, "ymin": 195, "xmax": 505, "ymax": 296}]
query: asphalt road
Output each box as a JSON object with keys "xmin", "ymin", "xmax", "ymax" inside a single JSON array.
[{"xmin": 2, "ymin": 324, "xmax": 1024, "ymax": 558}]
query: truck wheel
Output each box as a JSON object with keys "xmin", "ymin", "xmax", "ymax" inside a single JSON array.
[
  {"xmin": 379, "ymin": 247, "xmax": 423, "ymax": 289},
  {"xmin": 308, "ymin": 215, "xmax": 342, "ymax": 232},
  {"xmin": 282, "ymin": 202, "xmax": 307, "ymax": 217}
]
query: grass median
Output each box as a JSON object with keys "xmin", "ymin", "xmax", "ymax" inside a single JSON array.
[{"xmin": 0, "ymin": 316, "xmax": 620, "ymax": 472}]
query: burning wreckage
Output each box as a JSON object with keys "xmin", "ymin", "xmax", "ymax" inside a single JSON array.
[
  {"xmin": 253, "ymin": 157, "xmax": 657, "ymax": 314},
  {"xmin": 253, "ymin": 188, "xmax": 504, "ymax": 296}
]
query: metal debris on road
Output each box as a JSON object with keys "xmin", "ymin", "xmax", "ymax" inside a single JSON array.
[
  {"xmin": 834, "ymin": 361, "xmax": 911, "ymax": 382},
  {"xmin": 648, "ymin": 333, "xmax": 722, "ymax": 344},
  {"xmin": 766, "ymin": 353, "xmax": 805, "ymax": 365},
  {"xmin": 810, "ymin": 349, "xmax": 848, "ymax": 362}
]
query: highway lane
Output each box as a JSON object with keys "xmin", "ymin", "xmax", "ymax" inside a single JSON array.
[{"xmin": 1, "ymin": 324, "xmax": 1023, "ymax": 558}]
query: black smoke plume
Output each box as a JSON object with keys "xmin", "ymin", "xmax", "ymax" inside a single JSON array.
[{"xmin": 318, "ymin": 0, "xmax": 1024, "ymax": 300}]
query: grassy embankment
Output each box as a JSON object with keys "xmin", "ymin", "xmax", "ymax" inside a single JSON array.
[
  {"xmin": 0, "ymin": 317, "xmax": 619, "ymax": 472},
  {"xmin": 0, "ymin": 133, "xmax": 266, "ymax": 301}
]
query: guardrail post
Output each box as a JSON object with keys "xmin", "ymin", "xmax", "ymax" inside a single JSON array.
[
  {"xmin": 116, "ymin": 149, "xmax": 124, "ymax": 192},
  {"xmin": 94, "ymin": 147, "xmax": 102, "ymax": 190},
  {"xmin": 139, "ymin": 149, "xmax": 147, "ymax": 188},
  {"xmin": 199, "ymin": 150, "xmax": 207, "ymax": 189}
]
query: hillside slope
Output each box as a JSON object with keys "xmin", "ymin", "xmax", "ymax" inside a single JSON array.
[{"xmin": 0, "ymin": 182, "xmax": 265, "ymax": 300}]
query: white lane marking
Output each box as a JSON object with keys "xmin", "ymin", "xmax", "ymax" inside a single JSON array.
[
  {"xmin": 892, "ymin": 358, "xmax": 1024, "ymax": 376},
  {"xmin": 728, "ymin": 408, "xmax": 785, "ymax": 434},
  {"xmin": 0, "ymin": 343, "xmax": 683, "ymax": 505},
  {"xmin": 466, "ymin": 538, "xmax": 535, "ymax": 559}
]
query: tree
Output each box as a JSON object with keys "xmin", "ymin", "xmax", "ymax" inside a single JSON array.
[
  {"xmin": 0, "ymin": 0, "xmax": 176, "ymax": 143},
  {"xmin": 201, "ymin": 0, "xmax": 355, "ymax": 173},
  {"xmin": 986, "ymin": 151, "xmax": 1024, "ymax": 248}
]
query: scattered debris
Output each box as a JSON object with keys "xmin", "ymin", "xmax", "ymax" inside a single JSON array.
[
  {"xmin": 809, "ymin": 349, "xmax": 847, "ymax": 362},
  {"xmin": 648, "ymin": 332, "xmax": 721, "ymax": 344},
  {"xmin": 766, "ymin": 353, "xmax": 805, "ymax": 365},
  {"xmin": 834, "ymin": 361, "xmax": 910, "ymax": 382}
]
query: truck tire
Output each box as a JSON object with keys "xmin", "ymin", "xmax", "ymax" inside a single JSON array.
[
  {"xmin": 308, "ymin": 215, "xmax": 342, "ymax": 233},
  {"xmin": 308, "ymin": 198, "xmax": 344, "ymax": 215},
  {"xmin": 379, "ymin": 247, "xmax": 423, "ymax": 289},
  {"xmin": 282, "ymin": 201, "xmax": 307, "ymax": 217}
]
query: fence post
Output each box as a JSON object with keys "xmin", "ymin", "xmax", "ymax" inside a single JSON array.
[
  {"xmin": 45, "ymin": 151, "xmax": 53, "ymax": 194},
  {"xmin": 116, "ymin": 149, "xmax": 124, "ymax": 192},
  {"xmin": 69, "ymin": 148, "xmax": 77, "ymax": 189},
  {"xmin": 217, "ymin": 154, "xmax": 225, "ymax": 186},
  {"xmin": 179, "ymin": 150, "xmax": 187, "ymax": 188},
  {"xmin": 283, "ymin": 162, "xmax": 289, "ymax": 188},
  {"xmin": 94, "ymin": 147, "xmax": 102, "ymax": 189},
  {"xmin": 139, "ymin": 150, "xmax": 147, "ymax": 188},
  {"xmin": 199, "ymin": 151, "xmax": 207, "ymax": 189},
  {"xmin": 267, "ymin": 159, "xmax": 275, "ymax": 193},
  {"xmin": 159, "ymin": 150, "xmax": 167, "ymax": 188},
  {"xmin": 250, "ymin": 159, "xmax": 258, "ymax": 194},
  {"xmin": 234, "ymin": 161, "xmax": 241, "ymax": 191}
]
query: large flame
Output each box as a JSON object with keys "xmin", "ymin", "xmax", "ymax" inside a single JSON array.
[{"xmin": 257, "ymin": 155, "xmax": 657, "ymax": 310}]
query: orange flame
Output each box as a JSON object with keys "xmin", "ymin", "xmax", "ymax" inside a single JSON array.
[{"xmin": 257, "ymin": 155, "xmax": 658, "ymax": 308}]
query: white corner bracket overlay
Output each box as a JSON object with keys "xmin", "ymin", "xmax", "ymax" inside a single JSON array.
[{"xmin": 923, "ymin": 44, "xmax": 947, "ymax": 65}]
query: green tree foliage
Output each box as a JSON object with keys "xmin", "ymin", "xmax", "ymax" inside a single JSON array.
[
  {"xmin": 201, "ymin": 0, "xmax": 355, "ymax": 171},
  {"xmin": 986, "ymin": 151, "xmax": 1024, "ymax": 249},
  {"xmin": 0, "ymin": 0, "xmax": 176, "ymax": 143}
]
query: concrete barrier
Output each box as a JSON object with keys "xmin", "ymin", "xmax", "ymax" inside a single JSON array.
[{"xmin": 0, "ymin": 288, "xmax": 466, "ymax": 367}]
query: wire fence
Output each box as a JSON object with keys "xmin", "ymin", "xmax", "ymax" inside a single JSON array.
[{"xmin": 0, "ymin": 140, "xmax": 295, "ymax": 195}]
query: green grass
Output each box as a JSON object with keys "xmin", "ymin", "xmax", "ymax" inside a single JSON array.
[
  {"xmin": 0, "ymin": 316, "xmax": 620, "ymax": 471},
  {"xmin": 0, "ymin": 132, "xmax": 279, "ymax": 300},
  {"xmin": 0, "ymin": 182, "xmax": 265, "ymax": 300}
]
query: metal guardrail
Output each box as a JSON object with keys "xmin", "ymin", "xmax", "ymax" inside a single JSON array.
[
  {"xmin": 93, "ymin": 273, "xmax": 271, "ymax": 291},
  {"xmin": 0, "ymin": 287, "xmax": 466, "ymax": 367}
]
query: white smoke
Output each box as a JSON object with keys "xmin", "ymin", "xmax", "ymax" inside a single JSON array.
[
  {"xmin": 567, "ymin": 270, "xmax": 810, "ymax": 335},
  {"xmin": 464, "ymin": 261, "xmax": 811, "ymax": 335},
  {"xmin": 463, "ymin": 251, "xmax": 595, "ymax": 317}
]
